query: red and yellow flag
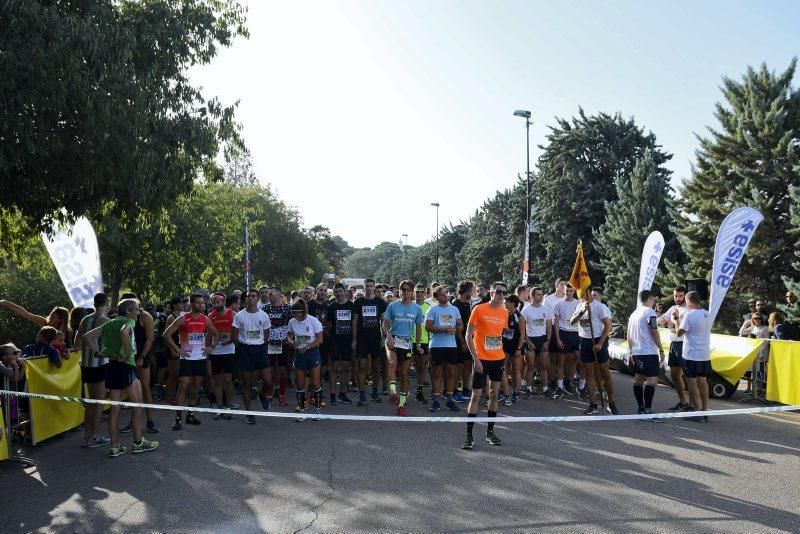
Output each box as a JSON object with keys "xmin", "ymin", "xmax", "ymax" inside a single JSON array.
[{"xmin": 569, "ymin": 242, "xmax": 591, "ymax": 299}]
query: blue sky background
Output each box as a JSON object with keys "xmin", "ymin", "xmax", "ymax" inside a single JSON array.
[{"xmin": 190, "ymin": 0, "xmax": 800, "ymax": 248}]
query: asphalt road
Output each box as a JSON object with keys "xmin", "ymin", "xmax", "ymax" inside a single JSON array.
[{"xmin": 2, "ymin": 371, "xmax": 799, "ymax": 533}]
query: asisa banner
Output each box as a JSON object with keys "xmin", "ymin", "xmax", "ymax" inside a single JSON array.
[
  {"xmin": 709, "ymin": 207, "xmax": 763, "ymax": 325},
  {"xmin": 637, "ymin": 231, "xmax": 665, "ymax": 297},
  {"xmin": 41, "ymin": 217, "xmax": 104, "ymax": 309}
]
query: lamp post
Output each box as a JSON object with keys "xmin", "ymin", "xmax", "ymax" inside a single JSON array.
[
  {"xmin": 514, "ymin": 109, "xmax": 532, "ymax": 285},
  {"xmin": 430, "ymin": 203, "xmax": 440, "ymax": 283},
  {"xmin": 400, "ymin": 233, "xmax": 408, "ymax": 256}
]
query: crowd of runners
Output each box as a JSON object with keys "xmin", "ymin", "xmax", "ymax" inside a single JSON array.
[{"xmin": 0, "ymin": 278, "xmax": 714, "ymax": 455}]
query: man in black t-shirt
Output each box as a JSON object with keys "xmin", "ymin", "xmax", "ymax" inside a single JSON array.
[
  {"xmin": 352, "ymin": 278, "xmax": 388, "ymax": 406},
  {"xmin": 307, "ymin": 283, "xmax": 330, "ymax": 388},
  {"xmin": 327, "ymin": 284, "xmax": 354, "ymax": 405},
  {"xmin": 452, "ymin": 280, "xmax": 475, "ymax": 403}
]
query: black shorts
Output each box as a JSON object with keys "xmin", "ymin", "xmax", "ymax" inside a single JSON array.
[
  {"xmin": 430, "ymin": 347, "xmax": 460, "ymax": 366},
  {"xmin": 179, "ymin": 359, "xmax": 208, "ymax": 378},
  {"xmin": 417, "ymin": 343, "xmax": 429, "ymax": 353},
  {"xmin": 268, "ymin": 344, "xmax": 291, "ymax": 367},
  {"xmin": 135, "ymin": 353, "xmax": 151, "ymax": 369},
  {"xmin": 211, "ymin": 354, "xmax": 236, "ymax": 375},
  {"xmin": 457, "ymin": 348, "xmax": 472, "ymax": 363},
  {"xmin": 81, "ymin": 365, "xmax": 106, "ymax": 384},
  {"xmin": 238, "ymin": 343, "xmax": 269, "ymax": 371},
  {"xmin": 471, "ymin": 359, "xmax": 505, "ymax": 390},
  {"xmin": 668, "ymin": 341, "xmax": 684, "ymax": 367},
  {"xmin": 633, "ymin": 354, "xmax": 660, "ymax": 377},
  {"xmin": 329, "ymin": 342, "xmax": 353, "ymax": 362},
  {"xmin": 105, "ymin": 361, "xmax": 136, "ymax": 390},
  {"xmin": 156, "ymin": 350, "xmax": 169, "ymax": 369},
  {"xmin": 528, "ymin": 335, "xmax": 548, "ymax": 356},
  {"xmin": 579, "ymin": 337, "xmax": 610, "ymax": 365},
  {"xmin": 559, "ymin": 330, "xmax": 580, "ymax": 353},
  {"xmin": 390, "ymin": 347, "xmax": 413, "ymax": 361},
  {"xmin": 356, "ymin": 335, "xmax": 382, "ymax": 360},
  {"xmin": 683, "ymin": 359, "xmax": 712, "ymax": 378},
  {"xmin": 502, "ymin": 340, "xmax": 520, "ymax": 356},
  {"xmin": 548, "ymin": 335, "xmax": 561, "ymax": 354}
]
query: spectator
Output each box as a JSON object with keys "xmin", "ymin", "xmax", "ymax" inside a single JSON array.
[
  {"xmin": 743, "ymin": 299, "xmax": 757, "ymax": 322},
  {"xmin": 655, "ymin": 303, "xmax": 666, "ymax": 318},
  {"xmin": 786, "ymin": 291, "xmax": 797, "ymax": 309},
  {"xmin": 0, "ymin": 343, "xmax": 24, "ymax": 383},
  {"xmin": 0, "ymin": 300, "xmax": 72, "ymax": 343},
  {"xmin": 739, "ymin": 313, "xmax": 769, "ymax": 338},
  {"xmin": 769, "ymin": 311, "xmax": 786, "ymax": 339},
  {"xmin": 755, "ymin": 299, "xmax": 768, "ymax": 317},
  {"xmin": 22, "ymin": 326, "xmax": 62, "ymax": 368},
  {"xmin": 68, "ymin": 307, "xmax": 87, "ymax": 348}
]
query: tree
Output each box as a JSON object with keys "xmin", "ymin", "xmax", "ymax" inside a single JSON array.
[
  {"xmin": 781, "ymin": 185, "xmax": 800, "ymax": 322},
  {"xmin": 308, "ymin": 225, "xmax": 346, "ymax": 277},
  {"xmin": 595, "ymin": 150, "xmax": 680, "ymax": 322},
  {"xmin": 532, "ymin": 110, "xmax": 672, "ymax": 286},
  {"xmin": 672, "ymin": 59, "xmax": 800, "ymax": 329},
  {"xmin": 225, "ymin": 150, "xmax": 259, "ymax": 187},
  {"xmin": 0, "ymin": 0, "xmax": 248, "ymax": 235}
]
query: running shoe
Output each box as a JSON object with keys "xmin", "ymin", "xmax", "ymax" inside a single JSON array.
[
  {"xmin": 557, "ymin": 386, "xmax": 574, "ymax": 397},
  {"xmin": 108, "ymin": 444, "xmax": 127, "ymax": 458},
  {"xmin": 703, "ymin": 416, "xmax": 710, "ymax": 423},
  {"xmin": 221, "ymin": 407, "xmax": 234, "ymax": 420},
  {"xmin": 578, "ymin": 388, "xmax": 588, "ymax": 400},
  {"xmin": 429, "ymin": 400, "xmax": 441, "ymax": 413},
  {"xmin": 245, "ymin": 415, "xmax": 256, "ymax": 424},
  {"xmin": 582, "ymin": 404, "xmax": 599, "ymax": 415},
  {"xmin": 524, "ymin": 389, "xmax": 536, "ymax": 400},
  {"xmin": 311, "ymin": 408, "xmax": 323, "ymax": 421},
  {"xmin": 278, "ymin": 394, "xmax": 288, "ymax": 407},
  {"xmin": 357, "ymin": 392, "xmax": 367, "ymax": 407},
  {"xmin": 259, "ymin": 395, "xmax": 271, "ymax": 411},
  {"xmin": 498, "ymin": 393, "xmax": 506, "ymax": 403},
  {"xmin": 511, "ymin": 393, "xmax": 519, "ymax": 404},
  {"xmin": 462, "ymin": 389, "xmax": 472, "ymax": 399},
  {"xmin": 636, "ymin": 407, "xmax": 645, "ymax": 415},
  {"xmin": 542, "ymin": 389, "xmax": 556, "ymax": 400},
  {"xmin": 382, "ymin": 385, "xmax": 389, "ymax": 396},
  {"xmin": 452, "ymin": 392, "xmax": 466, "ymax": 403},
  {"xmin": 415, "ymin": 391, "xmax": 427, "ymax": 404},
  {"xmin": 146, "ymin": 420, "xmax": 159, "ymax": 433},
  {"xmin": 85, "ymin": 436, "xmax": 111, "ymax": 448},
  {"xmin": 370, "ymin": 391, "xmax": 382, "ymax": 403},
  {"xmin": 171, "ymin": 416, "xmax": 182, "ymax": 431},
  {"xmin": 295, "ymin": 410, "xmax": 305, "ymax": 423},
  {"xmin": 607, "ymin": 402, "xmax": 620, "ymax": 416},
  {"xmin": 669, "ymin": 401, "xmax": 690, "ymax": 411},
  {"xmin": 504, "ymin": 397, "xmax": 512, "ymax": 407},
  {"xmin": 390, "ymin": 392, "xmax": 398, "ymax": 405},
  {"xmin": 132, "ymin": 438, "xmax": 159, "ymax": 454},
  {"xmin": 229, "ymin": 402, "xmax": 241, "ymax": 409},
  {"xmin": 186, "ymin": 413, "xmax": 201, "ymax": 425},
  {"xmin": 329, "ymin": 394, "xmax": 338, "ymax": 406},
  {"xmin": 461, "ymin": 435, "xmax": 474, "ymax": 450},
  {"xmin": 643, "ymin": 409, "xmax": 664, "ymax": 423},
  {"xmin": 119, "ymin": 423, "xmax": 134, "ymax": 434},
  {"xmin": 397, "ymin": 406, "xmax": 407, "ymax": 417},
  {"xmin": 445, "ymin": 399, "xmax": 460, "ymax": 412},
  {"xmin": 485, "ymin": 431, "xmax": 502, "ymax": 446},
  {"xmin": 338, "ymin": 393, "xmax": 353, "ymax": 404}
]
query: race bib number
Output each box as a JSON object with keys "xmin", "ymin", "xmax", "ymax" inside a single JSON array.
[
  {"xmin": 219, "ymin": 333, "xmax": 230, "ymax": 343},
  {"xmin": 532, "ymin": 319, "xmax": 545, "ymax": 327},
  {"xmin": 394, "ymin": 336, "xmax": 411, "ymax": 350},
  {"xmin": 296, "ymin": 335, "xmax": 312, "ymax": 348},
  {"xmin": 337, "ymin": 310, "xmax": 352, "ymax": 322},
  {"xmin": 188, "ymin": 333, "xmax": 205, "ymax": 346},
  {"xmin": 362, "ymin": 306, "xmax": 377, "ymax": 317},
  {"xmin": 579, "ymin": 319, "xmax": 591, "ymax": 329},
  {"xmin": 268, "ymin": 342, "xmax": 283, "ymax": 355},
  {"xmin": 245, "ymin": 330, "xmax": 261, "ymax": 340},
  {"xmin": 503, "ymin": 328, "xmax": 514, "ymax": 340},
  {"xmin": 484, "ymin": 336, "xmax": 502, "ymax": 351},
  {"xmin": 439, "ymin": 314, "xmax": 454, "ymax": 328}
]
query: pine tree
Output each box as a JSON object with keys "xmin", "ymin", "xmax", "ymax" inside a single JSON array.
[
  {"xmin": 780, "ymin": 185, "xmax": 800, "ymax": 322},
  {"xmin": 532, "ymin": 110, "xmax": 672, "ymax": 286},
  {"xmin": 671, "ymin": 59, "xmax": 800, "ymax": 329},
  {"xmin": 595, "ymin": 150, "xmax": 679, "ymax": 322}
]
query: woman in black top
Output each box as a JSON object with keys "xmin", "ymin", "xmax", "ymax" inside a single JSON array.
[{"xmin": 501, "ymin": 295, "xmax": 526, "ymax": 406}]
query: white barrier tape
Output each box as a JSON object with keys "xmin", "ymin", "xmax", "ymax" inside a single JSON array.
[{"xmin": 3, "ymin": 390, "xmax": 799, "ymax": 423}]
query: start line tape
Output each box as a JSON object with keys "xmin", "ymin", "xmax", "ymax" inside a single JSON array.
[{"xmin": 3, "ymin": 389, "xmax": 799, "ymax": 423}]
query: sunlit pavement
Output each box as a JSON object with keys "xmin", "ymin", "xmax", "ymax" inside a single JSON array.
[{"xmin": 3, "ymin": 371, "xmax": 799, "ymax": 533}]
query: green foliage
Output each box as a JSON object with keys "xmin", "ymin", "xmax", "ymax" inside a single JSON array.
[
  {"xmin": 595, "ymin": 150, "xmax": 680, "ymax": 322},
  {"xmin": 672, "ymin": 59, "xmax": 800, "ymax": 330},
  {"xmin": 780, "ymin": 185, "xmax": 800, "ymax": 322},
  {"xmin": 0, "ymin": 0, "xmax": 247, "ymax": 234},
  {"xmin": 532, "ymin": 110, "xmax": 672, "ymax": 286},
  {"xmin": 343, "ymin": 242, "xmax": 404, "ymax": 280}
]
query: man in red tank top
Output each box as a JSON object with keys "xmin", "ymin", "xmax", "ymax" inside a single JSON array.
[
  {"xmin": 163, "ymin": 293, "xmax": 218, "ymax": 430},
  {"xmin": 209, "ymin": 292, "xmax": 236, "ymax": 418}
]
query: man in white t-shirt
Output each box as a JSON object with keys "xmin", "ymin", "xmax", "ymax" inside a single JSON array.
[
  {"xmin": 231, "ymin": 289, "xmax": 272, "ymax": 424},
  {"xmin": 543, "ymin": 278, "xmax": 566, "ymax": 393},
  {"xmin": 570, "ymin": 287, "xmax": 617, "ymax": 415},
  {"xmin": 657, "ymin": 285, "xmax": 690, "ymax": 411},
  {"xmin": 627, "ymin": 290, "xmax": 665, "ymax": 418},
  {"xmin": 553, "ymin": 283, "xmax": 581, "ymax": 396},
  {"xmin": 521, "ymin": 287, "xmax": 557, "ymax": 399},
  {"xmin": 677, "ymin": 291, "xmax": 711, "ymax": 422}
]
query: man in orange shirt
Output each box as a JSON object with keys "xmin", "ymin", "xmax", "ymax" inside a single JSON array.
[{"xmin": 463, "ymin": 281, "xmax": 509, "ymax": 450}]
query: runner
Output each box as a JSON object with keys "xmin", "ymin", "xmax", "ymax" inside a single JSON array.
[
  {"xmin": 307, "ymin": 283, "xmax": 330, "ymax": 399},
  {"xmin": 382, "ymin": 280, "xmax": 425, "ymax": 416},
  {"xmin": 119, "ymin": 292, "xmax": 159, "ymax": 434},
  {"xmin": 83, "ymin": 299, "xmax": 158, "ymax": 457},
  {"xmin": 73, "ymin": 293, "xmax": 111, "ymax": 448},
  {"xmin": 164, "ymin": 296, "xmax": 185, "ymax": 405},
  {"xmin": 264, "ymin": 287, "xmax": 293, "ymax": 407},
  {"xmin": 452, "ymin": 280, "xmax": 475, "ymax": 403},
  {"xmin": 287, "ymin": 299, "xmax": 325, "ymax": 420},
  {"xmin": 657, "ymin": 285, "xmax": 690, "ymax": 410},
  {"xmin": 425, "ymin": 286, "xmax": 465, "ymax": 412},
  {"xmin": 570, "ymin": 287, "xmax": 618, "ymax": 415},
  {"xmin": 553, "ymin": 283, "xmax": 581, "ymax": 397},
  {"xmin": 326, "ymin": 284, "xmax": 354, "ymax": 405},
  {"xmin": 501, "ymin": 295, "xmax": 526, "ymax": 406},
  {"xmin": 462, "ymin": 282, "xmax": 508, "ymax": 449},
  {"xmin": 543, "ymin": 278, "xmax": 566, "ymax": 393},
  {"xmin": 521, "ymin": 287, "xmax": 557, "ymax": 399},
  {"xmin": 209, "ymin": 292, "xmax": 236, "ymax": 420},
  {"xmin": 352, "ymin": 278, "xmax": 388, "ymax": 406},
  {"xmin": 677, "ymin": 291, "xmax": 711, "ymax": 422},
  {"xmin": 412, "ymin": 283, "xmax": 431, "ymax": 404},
  {"xmin": 231, "ymin": 289, "xmax": 272, "ymax": 424},
  {"xmin": 257, "ymin": 285, "xmax": 270, "ymax": 310},
  {"xmin": 163, "ymin": 293, "xmax": 218, "ymax": 430},
  {"xmin": 627, "ymin": 290, "xmax": 665, "ymax": 419}
]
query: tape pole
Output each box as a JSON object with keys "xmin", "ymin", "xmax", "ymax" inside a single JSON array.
[{"xmin": 2, "ymin": 390, "xmax": 799, "ymax": 423}]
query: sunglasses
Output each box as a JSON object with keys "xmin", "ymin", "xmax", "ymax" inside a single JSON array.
[{"xmin": 493, "ymin": 289, "xmax": 508, "ymax": 295}]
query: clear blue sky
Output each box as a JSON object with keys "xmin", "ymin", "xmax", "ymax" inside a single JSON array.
[{"xmin": 190, "ymin": 0, "xmax": 799, "ymax": 249}]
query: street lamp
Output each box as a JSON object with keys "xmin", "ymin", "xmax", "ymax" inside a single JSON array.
[
  {"xmin": 514, "ymin": 109, "xmax": 532, "ymax": 285},
  {"xmin": 430, "ymin": 203, "xmax": 440, "ymax": 282},
  {"xmin": 400, "ymin": 233, "xmax": 408, "ymax": 256}
]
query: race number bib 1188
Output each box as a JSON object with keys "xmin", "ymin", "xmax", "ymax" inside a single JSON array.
[
  {"xmin": 188, "ymin": 333, "xmax": 205, "ymax": 346},
  {"xmin": 268, "ymin": 343, "xmax": 283, "ymax": 355},
  {"xmin": 394, "ymin": 336, "xmax": 411, "ymax": 350},
  {"xmin": 484, "ymin": 336, "xmax": 502, "ymax": 351}
]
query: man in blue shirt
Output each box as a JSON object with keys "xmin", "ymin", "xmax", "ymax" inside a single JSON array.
[
  {"xmin": 425, "ymin": 286, "xmax": 465, "ymax": 412},
  {"xmin": 382, "ymin": 279, "xmax": 424, "ymax": 417}
]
